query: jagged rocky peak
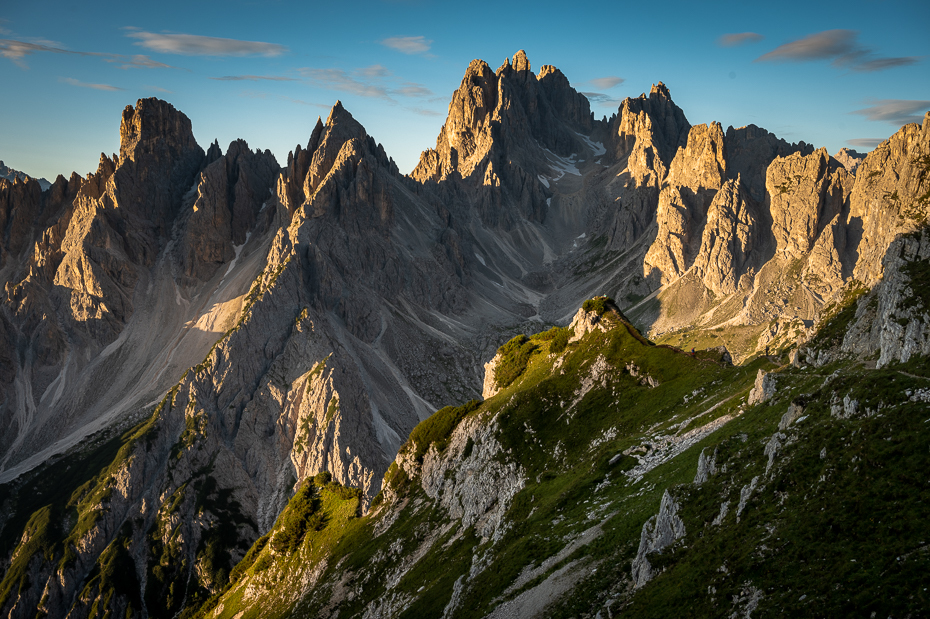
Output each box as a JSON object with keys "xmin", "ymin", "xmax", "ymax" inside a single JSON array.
[
  {"xmin": 118, "ymin": 97, "xmax": 200, "ymax": 164},
  {"xmin": 644, "ymin": 121, "xmax": 728, "ymax": 285},
  {"xmin": 605, "ymin": 81, "xmax": 691, "ymax": 181},
  {"xmin": 690, "ymin": 176, "xmax": 763, "ymax": 295},
  {"xmin": 848, "ymin": 111, "xmax": 930, "ymax": 284},
  {"xmin": 766, "ymin": 146, "xmax": 851, "ymax": 259},
  {"xmin": 275, "ymin": 101, "xmax": 397, "ymax": 229},
  {"xmin": 179, "ymin": 138, "xmax": 279, "ymax": 281},
  {"xmin": 725, "ymin": 123, "xmax": 813, "ymax": 202},
  {"xmin": 412, "ymin": 50, "xmax": 593, "ymax": 185},
  {"xmin": 833, "ymin": 147, "xmax": 866, "ymax": 176}
]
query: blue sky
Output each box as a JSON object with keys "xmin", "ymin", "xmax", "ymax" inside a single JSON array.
[{"xmin": 2, "ymin": 0, "xmax": 928, "ymax": 181}]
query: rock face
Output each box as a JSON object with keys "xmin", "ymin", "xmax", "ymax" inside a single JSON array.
[
  {"xmin": 724, "ymin": 124, "xmax": 813, "ymax": 202},
  {"xmin": 178, "ymin": 139, "xmax": 279, "ymax": 281},
  {"xmin": 766, "ymin": 147, "xmax": 851, "ymax": 260},
  {"xmin": 644, "ymin": 122, "xmax": 728, "ymax": 285},
  {"xmin": 412, "ymin": 50, "xmax": 592, "ymax": 227},
  {"xmin": 842, "ymin": 228, "xmax": 930, "ymax": 367},
  {"xmin": 631, "ymin": 489, "xmax": 686, "ymax": 588},
  {"xmin": 689, "ymin": 178, "xmax": 762, "ymax": 295},
  {"xmin": 833, "ymin": 147, "xmax": 866, "ymax": 176}
]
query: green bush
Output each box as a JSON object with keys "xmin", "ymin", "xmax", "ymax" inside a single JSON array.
[
  {"xmin": 269, "ymin": 482, "xmax": 320, "ymax": 555},
  {"xmin": 406, "ymin": 400, "xmax": 481, "ymax": 462},
  {"xmin": 581, "ymin": 296, "xmax": 608, "ymax": 315},
  {"xmin": 494, "ymin": 335, "xmax": 537, "ymax": 389},
  {"xmin": 547, "ymin": 327, "xmax": 571, "ymax": 355}
]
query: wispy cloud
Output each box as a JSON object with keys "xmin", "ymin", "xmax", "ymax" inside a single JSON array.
[
  {"xmin": 60, "ymin": 77, "xmax": 123, "ymax": 91},
  {"xmin": 718, "ymin": 32, "xmax": 764, "ymax": 47},
  {"xmin": 147, "ymin": 85, "xmax": 173, "ymax": 93},
  {"xmin": 299, "ymin": 67, "xmax": 390, "ymax": 99},
  {"xmin": 755, "ymin": 29, "xmax": 919, "ymax": 72},
  {"xmin": 850, "ymin": 99, "xmax": 930, "ymax": 126},
  {"xmin": 589, "ymin": 76, "xmax": 624, "ymax": 89},
  {"xmin": 296, "ymin": 65, "xmax": 433, "ymax": 101},
  {"xmin": 406, "ymin": 107, "xmax": 442, "ymax": 117},
  {"xmin": 380, "ymin": 35, "xmax": 431, "ymax": 55},
  {"xmin": 582, "ymin": 92, "xmax": 623, "ymax": 107},
  {"xmin": 211, "ymin": 74, "xmax": 297, "ymax": 81},
  {"xmin": 394, "ymin": 82, "xmax": 433, "ymax": 97},
  {"xmin": 127, "ymin": 31, "xmax": 287, "ymax": 57},
  {"xmin": 847, "ymin": 138, "xmax": 883, "ymax": 149},
  {"xmin": 0, "ymin": 37, "xmax": 178, "ymax": 69}
]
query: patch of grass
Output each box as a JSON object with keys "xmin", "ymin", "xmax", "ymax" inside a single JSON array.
[
  {"xmin": 405, "ymin": 399, "xmax": 481, "ymax": 462},
  {"xmin": 494, "ymin": 335, "xmax": 538, "ymax": 389}
]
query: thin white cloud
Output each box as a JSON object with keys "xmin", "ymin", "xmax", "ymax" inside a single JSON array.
[
  {"xmin": 718, "ymin": 32, "xmax": 764, "ymax": 47},
  {"xmin": 147, "ymin": 85, "xmax": 173, "ymax": 93},
  {"xmin": 380, "ymin": 35, "xmax": 432, "ymax": 55},
  {"xmin": 0, "ymin": 38, "xmax": 178, "ymax": 69},
  {"xmin": 128, "ymin": 31, "xmax": 287, "ymax": 57},
  {"xmin": 108, "ymin": 54, "xmax": 174, "ymax": 70},
  {"xmin": 60, "ymin": 77, "xmax": 123, "ymax": 91},
  {"xmin": 850, "ymin": 99, "xmax": 930, "ymax": 126},
  {"xmin": 211, "ymin": 74, "xmax": 297, "ymax": 81},
  {"xmin": 590, "ymin": 76, "xmax": 624, "ymax": 89},
  {"xmin": 295, "ymin": 65, "xmax": 432, "ymax": 101},
  {"xmin": 393, "ymin": 82, "xmax": 433, "ymax": 97},
  {"xmin": 755, "ymin": 29, "xmax": 919, "ymax": 72},
  {"xmin": 357, "ymin": 64, "xmax": 391, "ymax": 78},
  {"xmin": 847, "ymin": 138, "xmax": 883, "ymax": 150},
  {"xmin": 299, "ymin": 67, "xmax": 390, "ymax": 99},
  {"xmin": 406, "ymin": 107, "xmax": 442, "ymax": 117}
]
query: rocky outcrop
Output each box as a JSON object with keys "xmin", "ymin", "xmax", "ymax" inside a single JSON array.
[
  {"xmin": 833, "ymin": 148, "xmax": 866, "ymax": 176},
  {"xmin": 631, "ymin": 489, "xmax": 686, "ymax": 588},
  {"xmin": 848, "ymin": 112, "xmax": 930, "ymax": 285},
  {"xmin": 178, "ymin": 139, "xmax": 279, "ymax": 281},
  {"xmin": 725, "ymin": 124, "xmax": 813, "ymax": 202},
  {"xmin": 842, "ymin": 228, "xmax": 930, "ymax": 367},
  {"xmin": 748, "ymin": 369, "xmax": 776, "ymax": 405},
  {"xmin": 765, "ymin": 148, "xmax": 851, "ymax": 260},
  {"xmin": 690, "ymin": 178, "xmax": 762, "ymax": 295},
  {"xmin": 419, "ymin": 415, "xmax": 526, "ymax": 541},
  {"xmin": 644, "ymin": 122, "xmax": 727, "ymax": 284}
]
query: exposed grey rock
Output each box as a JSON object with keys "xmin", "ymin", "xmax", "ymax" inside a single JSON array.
[
  {"xmin": 833, "ymin": 148, "xmax": 866, "ymax": 176},
  {"xmin": 419, "ymin": 414, "xmax": 526, "ymax": 541},
  {"xmin": 736, "ymin": 475, "xmax": 759, "ymax": 522},
  {"xmin": 778, "ymin": 402, "xmax": 804, "ymax": 431},
  {"xmin": 725, "ymin": 124, "xmax": 813, "ymax": 202},
  {"xmin": 747, "ymin": 370, "xmax": 776, "ymax": 405},
  {"xmin": 764, "ymin": 432, "xmax": 785, "ymax": 474},
  {"xmin": 644, "ymin": 122, "xmax": 727, "ymax": 285},
  {"xmin": 842, "ymin": 228, "xmax": 930, "ymax": 366},
  {"xmin": 631, "ymin": 489, "xmax": 686, "ymax": 588},
  {"xmin": 694, "ymin": 446, "xmax": 718, "ymax": 484}
]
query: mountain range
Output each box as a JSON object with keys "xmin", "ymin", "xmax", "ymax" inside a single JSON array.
[{"xmin": 0, "ymin": 50, "xmax": 927, "ymax": 618}]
